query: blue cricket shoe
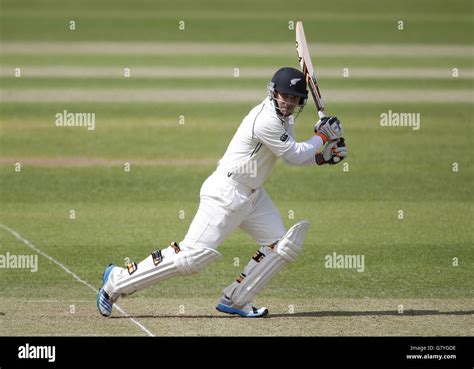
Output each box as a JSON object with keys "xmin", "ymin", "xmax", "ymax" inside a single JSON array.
[
  {"xmin": 216, "ymin": 295, "xmax": 268, "ymax": 317},
  {"xmin": 97, "ymin": 264, "xmax": 115, "ymax": 317}
]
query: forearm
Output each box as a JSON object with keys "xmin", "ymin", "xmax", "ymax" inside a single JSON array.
[{"xmin": 282, "ymin": 135, "xmax": 324, "ymax": 166}]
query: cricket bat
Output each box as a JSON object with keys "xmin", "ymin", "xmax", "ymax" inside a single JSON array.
[
  {"xmin": 295, "ymin": 21, "xmax": 326, "ymax": 119},
  {"xmin": 296, "ymin": 21, "xmax": 345, "ymax": 157}
]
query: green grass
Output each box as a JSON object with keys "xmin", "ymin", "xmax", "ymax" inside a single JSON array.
[
  {"xmin": 1, "ymin": 102, "xmax": 473, "ymax": 160},
  {"xmin": 1, "ymin": 0, "xmax": 472, "ymax": 43},
  {"xmin": 1, "ymin": 180, "xmax": 472, "ymax": 300},
  {"xmin": 1, "ymin": 102, "xmax": 472, "ymax": 300}
]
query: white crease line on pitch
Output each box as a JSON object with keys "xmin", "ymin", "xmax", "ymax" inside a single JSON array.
[{"xmin": 0, "ymin": 223, "xmax": 155, "ymax": 337}]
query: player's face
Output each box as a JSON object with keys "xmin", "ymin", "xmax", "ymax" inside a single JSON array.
[{"xmin": 275, "ymin": 92, "xmax": 300, "ymax": 116}]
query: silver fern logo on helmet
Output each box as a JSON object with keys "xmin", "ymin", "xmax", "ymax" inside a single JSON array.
[
  {"xmin": 290, "ymin": 78, "xmax": 301, "ymax": 86},
  {"xmin": 267, "ymin": 67, "xmax": 308, "ymax": 118}
]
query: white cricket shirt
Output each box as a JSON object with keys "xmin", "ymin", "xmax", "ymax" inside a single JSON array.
[{"xmin": 216, "ymin": 97, "xmax": 324, "ymax": 189}]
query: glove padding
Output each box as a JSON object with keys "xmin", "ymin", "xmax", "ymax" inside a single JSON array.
[
  {"xmin": 314, "ymin": 116, "xmax": 344, "ymax": 142},
  {"xmin": 316, "ymin": 138, "xmax": 347, "ymax": 165}
]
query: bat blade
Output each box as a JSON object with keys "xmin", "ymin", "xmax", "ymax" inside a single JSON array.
[{"xmin": 295, "ymin": 21, "xmax": 326, "ymax": 118}]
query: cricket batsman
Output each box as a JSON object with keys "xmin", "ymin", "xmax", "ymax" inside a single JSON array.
[{"xmin": 97, "ymin": 67, "xmax": 347, "ymax": 317}]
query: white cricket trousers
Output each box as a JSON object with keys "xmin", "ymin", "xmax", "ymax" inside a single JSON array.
[
  {"xmin": 180, "ymin": 171, "xmax": 286, "ymax": 250},
  {"xmin": 103, "ymin": 170, "xmax": 288, "ymax": 302}
]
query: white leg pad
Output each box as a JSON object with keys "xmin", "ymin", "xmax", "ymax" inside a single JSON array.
[
  {"xmin": 104, "ymin": 245, "xmax": 221, "ymax": 301},
  {"xmin": 224, "ymin": 220, "xmax": 309, "ymax": 306}
]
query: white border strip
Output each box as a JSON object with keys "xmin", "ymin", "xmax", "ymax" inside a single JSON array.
[{"xmin": 0, "ymin": 223, "xmax": 155, "ymax": 337}]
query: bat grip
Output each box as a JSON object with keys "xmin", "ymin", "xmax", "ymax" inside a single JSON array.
[{"xmin": 318, "ymin": 110, "xmax": 327, "ymax": 119}]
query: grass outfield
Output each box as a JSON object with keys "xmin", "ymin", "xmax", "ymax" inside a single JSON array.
[
  {"xmin": 1, "ymin": 0, "xmax": 472, "ymax": 43},
  {"xmin": 0, "ymin": 0, "xmax": 473, "ymax": 336}
]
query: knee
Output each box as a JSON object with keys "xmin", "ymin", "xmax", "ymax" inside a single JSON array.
[
  {"xmin": 274, "ymin": 221, "xmax": 309, "ymax": 263},
  {"xmin": 174, "ymin": 247, "xmax": 222, "ymax": 276}
]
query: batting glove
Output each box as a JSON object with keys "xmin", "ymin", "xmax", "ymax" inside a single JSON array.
[
  {"xmin": 316, "ymin": 138, "xmax": 347, "ymax": 165},
  {"xmin": 314, "ymin": 116, "xmax": 344, "ymax": 143}
]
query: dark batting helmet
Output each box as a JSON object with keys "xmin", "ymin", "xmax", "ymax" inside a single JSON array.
[{"xmin": 268, "ymin": 67, "xmax": 308, "ymax": 117}]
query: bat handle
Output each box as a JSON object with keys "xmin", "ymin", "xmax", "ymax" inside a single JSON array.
[{"xmin": 318, "ymin": 110, "xmax": 327, "ymax": 119}]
